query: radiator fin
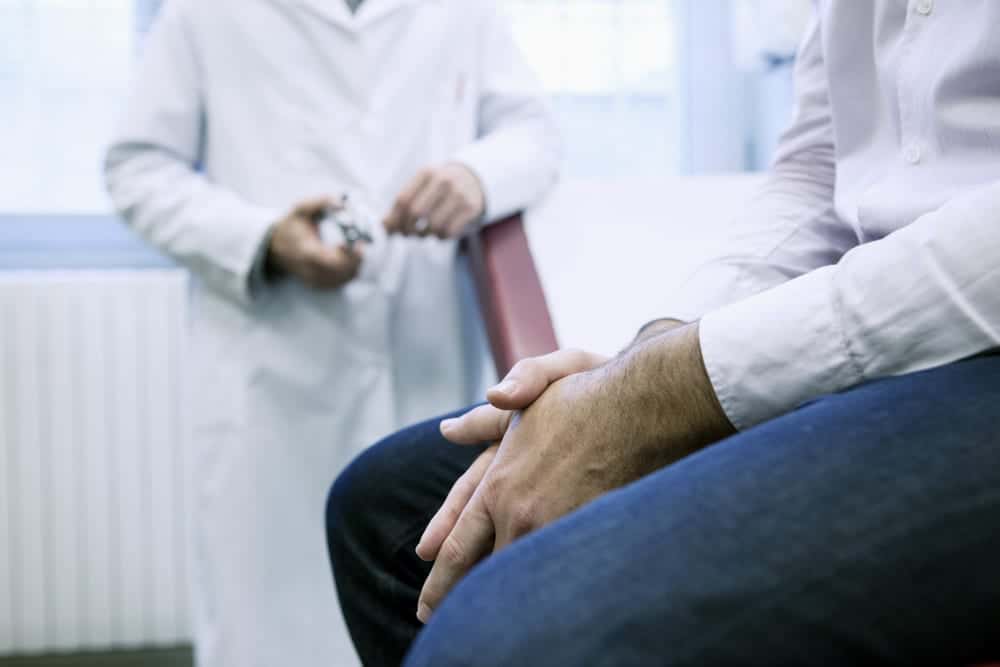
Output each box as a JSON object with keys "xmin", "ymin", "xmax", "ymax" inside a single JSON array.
[{"xmin": 0, "ymin": 271, "xmax": 190, "ymax": 655}]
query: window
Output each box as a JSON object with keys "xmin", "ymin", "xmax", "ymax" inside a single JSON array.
[
  {"xmin": 0, "ymin": 0, "xmax": 143, "ymax": 214},
  {"xmin": 0, "ymin": 0, "xmax": 677, "ymax": 217},
  {"xmin": 504, "ymin": 0, "xmax": 677, "ymax": 178}
]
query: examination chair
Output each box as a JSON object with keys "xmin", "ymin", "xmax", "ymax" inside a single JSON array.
[{"xmin": 468, "ymin": 213, "xmax": 559, "ymax": 376}]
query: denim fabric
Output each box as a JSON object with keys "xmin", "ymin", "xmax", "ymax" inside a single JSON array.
[
  {"xmin": 326, "ymin": 407, "xmax": 488, "ymax": 666},
  {"xmin": 328, "ymin": 355, "xmax": 1000, "ymax": 666}
]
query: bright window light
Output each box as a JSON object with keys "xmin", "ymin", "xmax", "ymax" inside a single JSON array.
[
  {"xmin": 504, "ymin": 0, "xmax": 677, "ymax": 178},
  {"xmin": 0, "ymin": 0, "xmax": 137, "ymax": 213},
  {"xmin": 0, "ymin": 1, "xmax": 677, "ymax": 214}
]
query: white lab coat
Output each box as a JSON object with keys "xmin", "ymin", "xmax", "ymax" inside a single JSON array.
[{"xmin": 104, "ymin": 1, "xmax": 560, "ymax": 665}]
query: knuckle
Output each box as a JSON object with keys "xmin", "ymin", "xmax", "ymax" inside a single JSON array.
[
  {"xmin": 492, "ymin": 409, "xmax": 510, "ymax": 437},
  {"xmin": 439, "ymin": 536, "xmax": 469, "ymax": 569},
  {"xmin": 508, "ymin": 501, "xmax": 537, "ymax": 535},
  {"xmin": 440, "ymin": 501, "xmax": 462, "ymax": 527},
  {"xmin": 420, "ymin": 586, "xmax": 442, "ymax": 610},
  {"xmin": 512, "ymin": 357, "xmax": 539, "ymax": 378},
  {"xmin": 419, "ymin": 584, "xmax": 440, "ymax": 610},
  {"xmin": 480, "ymin": 472, "xmax": 506, "ymax": 505}
]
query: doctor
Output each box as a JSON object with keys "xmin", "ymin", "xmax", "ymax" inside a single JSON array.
[{"xmin": 104, "ymin": 0, "xmax": 560, "ymax": 665}]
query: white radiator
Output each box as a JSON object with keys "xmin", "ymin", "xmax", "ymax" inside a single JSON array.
[{"xmin": 0, "ymin": 270, "xmax": 191, "ymax": 655}]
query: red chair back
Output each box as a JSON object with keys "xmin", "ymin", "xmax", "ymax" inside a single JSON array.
[{"xmin": 467, "ymin": 214, "xmax": 559, "ymax": 377}]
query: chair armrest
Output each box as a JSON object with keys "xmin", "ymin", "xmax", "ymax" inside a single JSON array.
[{"xmin": 466, "ymin": 214, "xmax": 559, "ymax": 378}]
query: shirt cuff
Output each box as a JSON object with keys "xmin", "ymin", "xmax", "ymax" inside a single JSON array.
[{"xmin": 698, "ymin": 265, "xmax": 863, "ymax": 430}]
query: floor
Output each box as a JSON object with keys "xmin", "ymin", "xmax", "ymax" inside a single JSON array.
[{"xmin": 0, "ymin": 647, "xmax": 192, "ymax": 667}]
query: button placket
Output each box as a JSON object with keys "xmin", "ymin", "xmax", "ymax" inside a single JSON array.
[{"xmin": 899, "ymin": 2, "xmax": 930, "ymax": 167}]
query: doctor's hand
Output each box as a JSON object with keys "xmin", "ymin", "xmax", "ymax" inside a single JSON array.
[
  {"xmin": 415, "ymin": 349, "xmax": 609, "ymax": 565},
  {"xmin": 267, "ymin": 197, "xmax": 364, "ymax": 289},
  {"xmin": 415, "ymin": 324, "xmax": 735, "ymax": 623},
  {"xmin": 383, "ymin": 163, "xmax": 485, "ymax": 239}
]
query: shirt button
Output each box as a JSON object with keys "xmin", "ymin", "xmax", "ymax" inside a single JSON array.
[
  {"xmin": 916, "ymin": 0, "xmax": 933, "ymax": 15},
  {"xmin": 904, "ymin": 143, "xmax": 923, "ymax": 165}
]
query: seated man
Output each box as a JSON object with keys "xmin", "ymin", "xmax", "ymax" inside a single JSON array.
[{"xmin": 326, "ymin": 4, "xmax": 1000, "ymax": 665}]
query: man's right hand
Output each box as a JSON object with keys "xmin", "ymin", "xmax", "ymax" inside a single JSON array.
[
  {"xmin": 415, "ymin": 348, "xmax": 608, "ymax": 562},
  {"xmin": 416, "ymin": 323, "xmax": 688, "ymax": 564},
  {"xmin": 266, "ymin": 197, "xmax": 364, "ymax": 289}
]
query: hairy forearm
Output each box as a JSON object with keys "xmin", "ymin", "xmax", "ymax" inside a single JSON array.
[{"xmin": 601, "ymin": 323, "xmax": 736, "ymax": 468}]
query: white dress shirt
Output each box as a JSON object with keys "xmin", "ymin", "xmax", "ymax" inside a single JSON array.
[{"xmin": 665, "ymin": 0, "xmax": 1000, "ymax": 430}]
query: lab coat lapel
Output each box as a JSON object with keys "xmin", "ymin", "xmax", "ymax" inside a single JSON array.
[
  {"xmin": 356, "ymin": 0, "xmax": 436, "ymax": 30},
  {"xmin": 294, "ymin": 0, "xmax": 356, "ymax": 32},
  {"xmin": 294, "ymin": 0, "xmax": 435, "ymax": 33}
]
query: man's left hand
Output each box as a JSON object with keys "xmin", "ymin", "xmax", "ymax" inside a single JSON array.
[
  {"xmin": 383, "ymin": 163, "xmax": 485, "ymax": 239},
  {"xmin": 416, "ymin": 324, "xmax": 735, "ymax": 623}
]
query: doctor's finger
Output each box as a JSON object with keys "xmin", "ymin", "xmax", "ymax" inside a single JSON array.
[
  {"xmin": 293, "ymin": 196, "xmax": 337, "ymax": 220},
  {"xmin": 445, "ymin": 205, "xmax": 478, "ymax": 239},
  {"xmin": 306, "ymin": 245, "xmax": 363, "ymax": 287},
  {"xmin": 405, "ymin": 179, "xmax": 449, "ymax": 236},
  {"xmin": 384, "ymin": 170, "xmax": 433, "ymax": 233},
  {"xmin": 487, "ymin": 349, "xmax": 610, "ymax": 410},
  {"xmin": 439, "ymin": 403, "xmax": 512, "ymax": 445},
  {"xmin": 427, "ymin": 197, "xmax": 465, "ymax": 239},
  {"xmin": 417, "ymin": 492, "xmax": 495, "ymax": 623},
  {"xmin": 416, "ymin": 444, "xmax": 498, "ymax": 562}
]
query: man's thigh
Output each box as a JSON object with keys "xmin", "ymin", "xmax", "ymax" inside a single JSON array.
[
  {"xmin": 406, "ymin": 355, "xmax": 1000, "ymax": 667},
  {"xmin": 328, "ymin": 405, "xmax": 487, "ymax": 545}
]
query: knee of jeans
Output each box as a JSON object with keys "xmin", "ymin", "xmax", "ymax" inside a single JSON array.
[
  {"xmin": 325, "ymin": 445, "xmax": 381, "ymax": 552},
  {"xmin": 404, "ymin": 614, "xmax": 499, "ymax": 667},
  {"xmin": 404, "ymin": 577, "xmax": 537, "ymax": 667}
]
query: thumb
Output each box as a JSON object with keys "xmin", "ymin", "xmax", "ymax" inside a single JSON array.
[
  {"xmin": 486, "ymin": 349, "xmax": 606, "ymax": 410},
  {"xmin": 293, "ymin": 196, "xmax": 337, "ymax": 220}
]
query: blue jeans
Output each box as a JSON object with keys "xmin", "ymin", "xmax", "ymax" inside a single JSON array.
[{"xmin": 327, "ymin": 354, "xmax": 1000, "ymax": 666}]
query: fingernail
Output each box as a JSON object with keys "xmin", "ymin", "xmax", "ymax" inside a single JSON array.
[
  {"xmin": 417, "ymin": 602, "xmax": 432, "ymax": 624},
  {"xmin": 440, "ymin": 418, "xmax": 456, "ymax": 433},
  {"xmin": 492, "ymin": 380, "xmax": 518, "ymax": 396}
]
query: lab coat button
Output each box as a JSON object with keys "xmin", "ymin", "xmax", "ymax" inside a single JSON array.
[
  {"xmin": 916, "ymin": 0, "xmax": 933, "ymax": 15},
  {"xmin": 904, "ymin": 143, "xmax": 922, "ymax": 165}
]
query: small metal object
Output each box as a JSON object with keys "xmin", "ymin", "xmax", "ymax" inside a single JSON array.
[{"xmin": 319, "ymin": 195, "xmax": 373, "ymax": 249}]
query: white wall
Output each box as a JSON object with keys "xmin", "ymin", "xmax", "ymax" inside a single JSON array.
[{"xmin": 528, "ymin": 174, "xmax": 764, "ymax": 354}]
